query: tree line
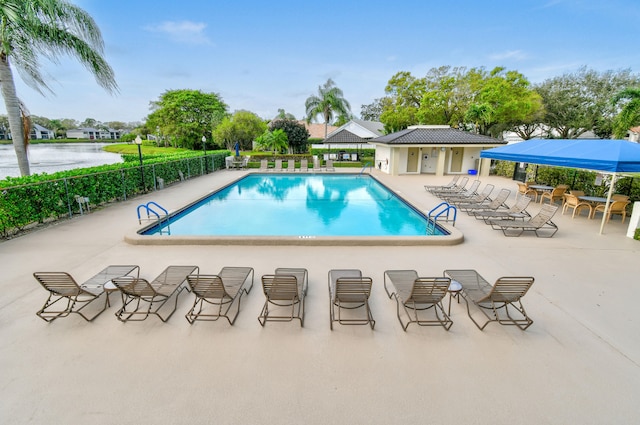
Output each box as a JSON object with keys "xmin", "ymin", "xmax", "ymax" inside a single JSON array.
[
  {"xmin": 0, "ymin": 115, "xmax": 142, "ymax": 139},
  {"xmin": 361, "ymin": 66, "xmax": 640, "ymax": 140},
  {"xmin": 2, "ymin": 2, "xmax": 639, "ymax": 177}
]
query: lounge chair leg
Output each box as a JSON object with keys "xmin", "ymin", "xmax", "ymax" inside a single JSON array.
[
  {"xmin": 75, "ymin": 292, "xmax": 110, "ymax": 322},
  {"xmin": 462, "ymin": 296, "xmax": 491, "ymax": 331},
  {"xmin": 36, "ymin": 295, "xmax": 73, "ymax": 322},
  {"xmin": 329, "ymin": 300, "xmax": 334, "ymax": 330}
]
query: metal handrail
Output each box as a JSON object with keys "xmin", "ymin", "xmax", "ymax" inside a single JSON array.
[
  {"xmin": 359, "ymin": 162, "xmax": 373, "ymax": 175},
  {"xmin": 136, "ymin": 201, "xmax": 168, "ymax": 224},
  {"xmin": 427, "ymin": 202, "xmax": 457, "ymax": 233}
]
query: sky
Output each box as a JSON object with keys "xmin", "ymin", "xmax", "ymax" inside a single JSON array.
[{"xmin": 3, "ymin": 0, "xmax": 640, "ymax": 125}]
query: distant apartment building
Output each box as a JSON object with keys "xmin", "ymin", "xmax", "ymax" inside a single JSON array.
[
  {"xmin": 66, "ymin": 127, "xmax": 124, "ymax": 140},
  {"xmin": 0, "ymin": 123, "xmax": 55, "ymax": 140},
  {"xmin": 31, "ymin": 124, "xmax": 55, "ymax": 140}
]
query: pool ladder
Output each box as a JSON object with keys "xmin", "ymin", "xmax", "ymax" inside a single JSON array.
[
  {"xmin": 427, "ymin": 202, "xmax": 457, "ymax": 233},
  {"xmin": 137, "ymin": 201, "xmax": 170, "ymax": 234},
  {"xmin": 359, "ymin": 162, "xmax": 373, "ymax": 175}
]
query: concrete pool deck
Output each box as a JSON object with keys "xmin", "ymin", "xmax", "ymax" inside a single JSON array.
[{"xmin": 1, "ymin": 169, "xmax": 639, "ymax": 424}]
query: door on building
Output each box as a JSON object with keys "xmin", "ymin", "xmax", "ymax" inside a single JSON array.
[
  {"xmin": 407, "ymin": 148, "xmax": 419, "ymax": 172},
  {"xmin": 449, "ymin": 147, "xmax": 463, "ymax": 172},
  {"xmin": 513, "ymin": 162, "xmax": 528, "ymax": 182}
]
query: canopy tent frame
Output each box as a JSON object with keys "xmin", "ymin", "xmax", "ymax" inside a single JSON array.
[{"xmin": 481, "ymin": 139, "xmax": 640, "ymax": 234}]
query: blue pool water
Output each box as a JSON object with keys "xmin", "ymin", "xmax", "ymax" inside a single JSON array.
[{"xmin": 142, "ymin": 174, "xmax": 447, "ymax": 237}]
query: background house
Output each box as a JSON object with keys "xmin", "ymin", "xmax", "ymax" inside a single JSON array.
[
  {"xmin": 311, "ymin": 119, "xmax": 385, "ymax": 160},
  {"xmin": 329, "ymin": 119, "xmax": 385, "ymax": 140},
  {"xmin": 368, "ymin": 125, "xmax": 507, "ymax": 176},
  {"xmin": 30, "ymin": 124, "xmax": 55, "ymax": 140},
  {"xmin": 66, "ymin": 127, "xmax": 123, "ymax": 140},
  {"xmin": 0, "ymin": 124, "xmax": 55, "ymax": 140},
  {"xmin": 300, "ymin": 121, "xmax": 337, "ymax": 140},
  {"xmin": 629, "ymin": 126, "xmax": 640, "ymax": 142}
]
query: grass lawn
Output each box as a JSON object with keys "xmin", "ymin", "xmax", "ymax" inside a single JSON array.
[{"xmin": 103, "ymin": 143, "xmax": 191, "ymax": 155}]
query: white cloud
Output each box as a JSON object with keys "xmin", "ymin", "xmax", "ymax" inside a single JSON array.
[
  {"xmin": 144, "ymin": 21, "xmax": 212, "ymax": 45},
  {"xmin": 488, "ymin": 50, "xmax": 528, "ymax": 61}
]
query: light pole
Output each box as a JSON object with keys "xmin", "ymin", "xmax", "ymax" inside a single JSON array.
[
  {"xmin": 134, "ymin": 135, "xmax": 145, "ymax": 191},
  {"xmin": 202, "ymin": 135, "xmax": 207, "ymax": 173}
]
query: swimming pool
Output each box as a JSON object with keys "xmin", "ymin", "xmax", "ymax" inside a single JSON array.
[{"xmin": 129, "ymin": 173, "xmax": 462, "ymax": 246}]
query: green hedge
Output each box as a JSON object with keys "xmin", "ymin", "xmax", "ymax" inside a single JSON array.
[{"xmin": 0, "ymin": 150, "xmax": 229, "ymax": 238}]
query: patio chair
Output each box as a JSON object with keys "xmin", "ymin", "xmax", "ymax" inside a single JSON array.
[
  {"xmin": 33, "ymin": 265, "xmax": 139, "ymax": 322},
  {"xmin": 440, "ymin": 180, "xmax": 482, "ymax": 203},
  {"xmin": 112, "ymin": 265, "xmax": 199, "ymax": 322},
  {"xmin": 424, "ymin": 175, "xmax": 459, "ymax": 193},
  {"xmin": 383, "ymin": 270, "xmax": 452, "ymax": 331},
  {"xmin": 472, "ymin": 195, "xmax": 531, "ymax": 223},
  {"xmin": 517, "ymin": 181, "xmax": 539, "ymax": 200},
  {"xmin": 540, "ymin": 184, "xmax": 569, "ymax": 205},
  {"xmin": 271, "ymin": 159, "xmax": 283, "ymax": 172},
  {"xmin": 462, "ymin": 188, "xmax": 510, "ymax": 214},
  {"xmin": 325, "ymin": 159, "xmax": 335, "ymax": 172},
  {"xmin": 439, "ymin": 179, "xmax": 480, "ymax": 201},
  {"xmin": 591, "ymin": 200, "xmax": 631, "ymax": 223},
  {"xmin": 225, "ymin": 156, "xmax": 234, "ymax": 170},
  {"xmin": 489, "ymin": 203, "xmax": 559, "ymax": 237},
  {"xmin": 451, "ymin": 184, "xmax": 494, "ymax": 207},
  {"xmin": 328, "ymin": 269, "xmax": 375, "ymax": 330},
  {"xmin": 562, "ymin": 193, "xmax": 592, "ymax": 218},
  {"xmin": 444, "ymin": 269, "xmax": 535, "ymax": 330},
  {"xmin": 286, "ymin": 159, "xmax": 295, "ymax": 172},
  {"xmin": 185, "ymin": 267, "xmax": 254, "ymax": 325},
  {"xmin": 258, "ymin": 268, "xmax": 308, "ymax": 327},
  {"xmin": 298, "ymin": 159, "xmax": 308, "ymax": 172},
  {"xmin": 259, "ymin": 159, "xmax": 268, "ymax": 171},
  {"xmin": 430, "ymin": 176, "xmax": 469, "ymax": 196},
  {"xmin": 612, "ymin": 194, "xmax": 629, "ymax": 202}
]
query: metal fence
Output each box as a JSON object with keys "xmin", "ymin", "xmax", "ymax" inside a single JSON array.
[{"xmin": 0, "ymin": 153, "xmax": 225, "ymax": 238}]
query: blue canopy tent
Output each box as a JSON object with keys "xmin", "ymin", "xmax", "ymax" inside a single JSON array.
[{"xmin": 481, "ymin": 138, "xmax": 640, "ymax": 234}]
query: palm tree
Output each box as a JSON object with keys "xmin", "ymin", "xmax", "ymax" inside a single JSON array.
[
  {"xmin": 305, "ymin": 79, "xmax": 351, "ymax": 138},
  {"xmin": 0, "ymin": 0, "xmax": 117, "ymax": 176},
  {"xmin": 612, "ymin": 88, "xmax": 640, "ymax": 139},
  {"xmin": 255, "ymin": 129, "xmax": 288, "ymax": 154}
]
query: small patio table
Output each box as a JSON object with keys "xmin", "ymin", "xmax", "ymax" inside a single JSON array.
[
  {"xmin": 578, "ymin": 196, "xmax": 609, "ymax": 219},
  {"xmin": 447, "ymin": 279, "xmax": 463, "ymax": 316},
  {"xmin": 529, "ymin": 184, "xmax": 553, "ymax": 191},
  {"xmin": 578, "ymin": 196, "xmax": 608, "ymax": 204},
  {"xmin": 528, "ymin": 185, "xmax": 553, "ymax": 202}
]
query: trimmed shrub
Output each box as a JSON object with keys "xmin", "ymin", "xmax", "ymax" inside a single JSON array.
[{"xmin": 0, "ymin": 150, "xmax": 229, "ymax": 238}]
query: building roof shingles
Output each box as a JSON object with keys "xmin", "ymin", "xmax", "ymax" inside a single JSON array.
[
  {"xmin": 372, "ymin": 127, "xmax": 507, "ymax": 145},
  {"xmin": 323, "ymin": 129, "xmax": 367, "ymax": 144}
]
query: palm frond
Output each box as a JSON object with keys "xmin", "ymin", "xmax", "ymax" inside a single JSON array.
[{"xmin": 0, "ymin": 0, "xmax": 117, "ymax": 94}]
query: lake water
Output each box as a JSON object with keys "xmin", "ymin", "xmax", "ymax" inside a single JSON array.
[{"xmin": 0, "ymin": 143, "xmax": 123, "ymax": 179}]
